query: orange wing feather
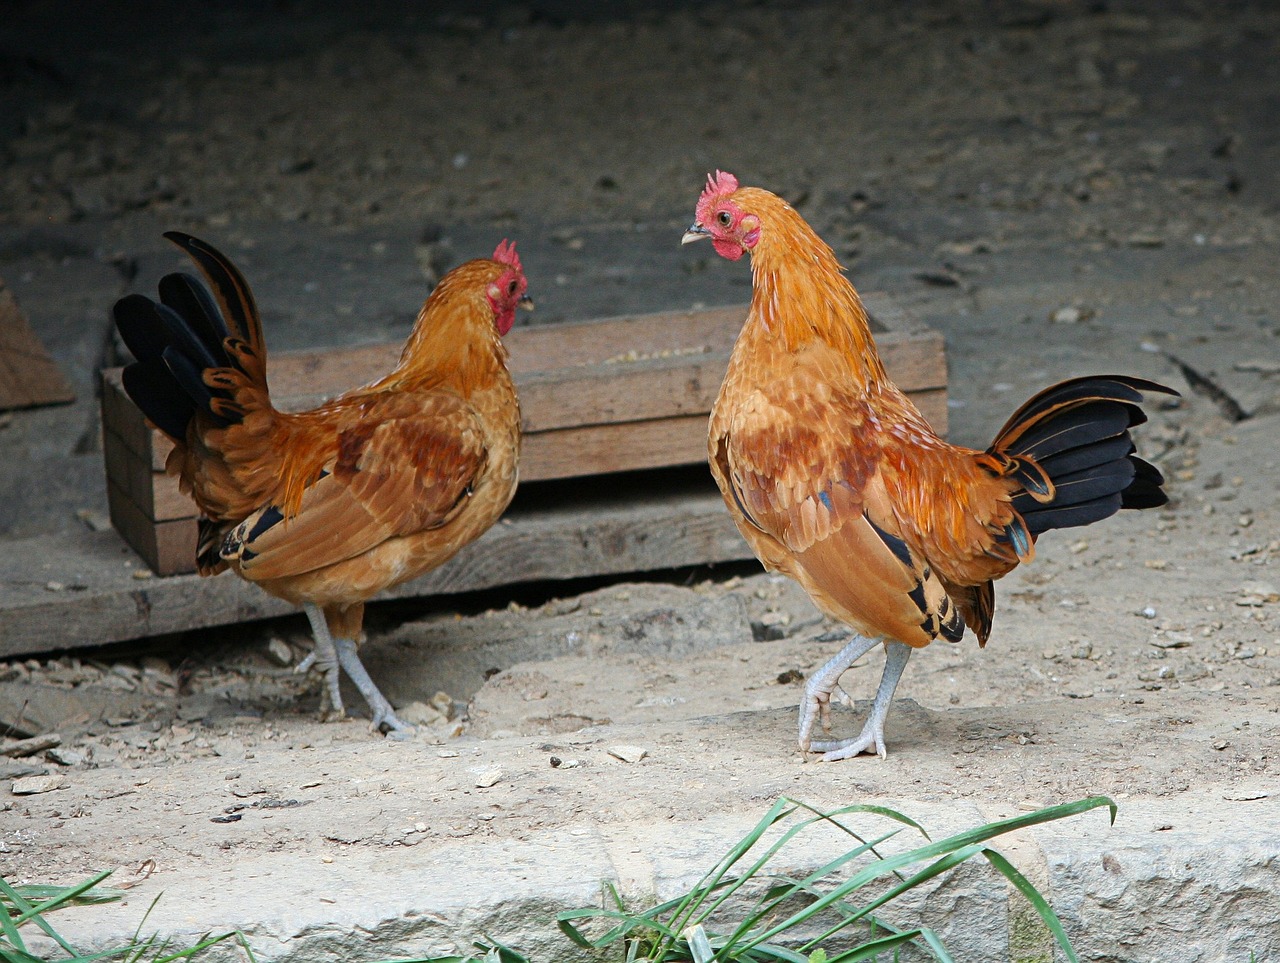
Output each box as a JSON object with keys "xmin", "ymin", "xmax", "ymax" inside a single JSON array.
[{"xmin": 222, "ymin": 393, "xmax": 488, "ymax": 581}]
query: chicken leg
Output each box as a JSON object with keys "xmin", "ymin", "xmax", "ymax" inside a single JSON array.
[
  {"xmin": 299, "ymin": 603, "xmax": 411, "ymax": 734},
  {"xmin": 799, "ymin": 637, "xmax": 912, "ymax": 761}
]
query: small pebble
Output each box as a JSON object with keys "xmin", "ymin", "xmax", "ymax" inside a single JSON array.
[
  {"xmin": 266, "ymin": 638, "xmax": 293, "ymax": 666},
  {"xmin": 472, "ymin": 767, "xmax": 502, "ymax": 788},
  {"xmin": 607, "ymin": 745, "xmax": 648, "ymax": 764}
]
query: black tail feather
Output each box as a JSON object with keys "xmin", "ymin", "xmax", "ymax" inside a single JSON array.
[
  {"xmin": 154, "ymin": 300, "xmax": 225, "ymax": 374},
  {"xmin": 121, "ymin": 360, "xmax": 195, "ymax": 441},
  {"xmin": 114, "ymin": 294, "xmax": 171, "ymax": 365},
  {"xmin": 992, "ymin": 375, "xmax": 1166, "ymax": 449},
  {"xmin": 162, "ymin": 231, "xmax": 263, "ymax": 351},
  {"xmin": 158, "ymin": 272, "xmax": 232, "ymax": 362},
  {"xmin": 113, "ymin": 234, "xmax": 256, "ymax": 442},
  {"xmin": 1017, "ymin": 492, "xmax": 1125, "ymax": 536},
  {"xmin": 1005, "ymin": 403, "xmax": 1132, "ymax": 463},
  {"xmin": 993, "ymin": 375, "xmax": 1176, "ymax": 540},
  {"xmin": 160, "ymin": 344, "xmax": 232, "ymax": 427},
  {"xmin": 1121, "ymin": 457, "xmax": 1169, "ymax": 509}
]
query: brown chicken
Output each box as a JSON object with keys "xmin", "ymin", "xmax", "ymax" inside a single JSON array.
[
  {"xmin": 114, "ymin": 233, "xmax": 528, "ymax": 733},
  {"xmin": 683, "ymin": 172, "xmax": 1176, "ymax": 760}
]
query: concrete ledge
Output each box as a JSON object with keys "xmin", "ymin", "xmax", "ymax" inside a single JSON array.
[{"xmin": 17, "ymin": 707, "xmax": 1278, "ymax": 962}]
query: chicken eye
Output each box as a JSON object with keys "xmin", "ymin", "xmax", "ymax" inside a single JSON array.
[
  {"xmin": 717, "ymin": 210, "xmax": 733, "ymax": 227},
  {"xmin": 507, "ymin": 279, "xmax": 518, "ymax": 295}
]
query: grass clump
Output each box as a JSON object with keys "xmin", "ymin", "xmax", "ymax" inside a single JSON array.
[
  {"xmin": 556, "ymin": 795, "xmax": 1114, "ymax": 962},
  {"xmin": 0, "ymin": 870, "xmax": 236, "ymax": 963}
]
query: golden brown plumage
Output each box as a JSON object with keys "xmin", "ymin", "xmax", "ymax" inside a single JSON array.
[
  {"xmin": 685, "ymin": 172, "xmax": 1175, "ymax": 760},
  {"xmin": 114, "ymin": 233, "xmax": 528, "ymax": 733}
]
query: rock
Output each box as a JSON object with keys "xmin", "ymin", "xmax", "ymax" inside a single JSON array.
[
  {"xmin": 47, "ymin": 747, "xmax": 86, "ymax": 766},
  {"xmin": 12, "ymin": 774, "xmax": 66, "ymax": 795},
  {"xmin": 607, "ymin": 745, "xmax": 648, "ymax": 764},
  {"xmin": 266, "ymin": 638, "xmax": 294, "ymax": 666},
  {"xmin": 1050, "ymin": 306, "xmax": 1093, "ymax": 324},
  {"xmin": 471, "ymin": 767, "xmax": 502, "ymax": 788},
  {"xmin": 398, "ymin": 701, "xmax": 447, "ymax": 726}
]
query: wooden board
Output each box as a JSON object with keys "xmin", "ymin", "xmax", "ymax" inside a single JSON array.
[
  {"xmin": 0, "ymin": 473, "xmax": 751, "ymax": 658},
  {"xmin": 100, "ymin": 295, "xmax": 947, "ymax": 574},
  {"xmin": 0, "ymin": 277, "xmax": 75, "ymax": 410}
]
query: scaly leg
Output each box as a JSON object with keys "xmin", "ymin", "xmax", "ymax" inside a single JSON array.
[
  {"xmin": 808, "ymin": 641, "xmax": 913, "ymax": 761},
  {"xmin": 798, "ymin": 634, "xmax": 883, "ymax": 752},
  {"xmin": 334, "ymin": 638, "xmax": 412, "ymax": 735},
  {"xmin": 300, "ymin": 603, "xmax": 344, "ymax": 720}
]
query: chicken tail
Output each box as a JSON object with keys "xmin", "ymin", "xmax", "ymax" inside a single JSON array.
[
  {"xmin": 113, "ymin": 232, "xmax": 271, "ymax": 443},
  {"xmin": 983, "ymin": 375, "xmax": 1177, "ymax": 558}
]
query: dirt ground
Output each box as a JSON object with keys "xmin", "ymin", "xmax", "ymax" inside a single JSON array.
[{"xmin": 0, "ymin": 1, "xmax": 1278, "ymax": 953}]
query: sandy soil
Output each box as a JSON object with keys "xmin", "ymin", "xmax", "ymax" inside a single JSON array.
[{"xmin": 0, "ymin": 0, "xmax": 1277, "ymax": 921}]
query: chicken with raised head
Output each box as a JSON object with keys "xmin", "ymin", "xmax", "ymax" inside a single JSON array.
[
  {"xmin": 684, "ymin": 171, "xmax": 1176, "ymax": 760},
  {"xmin": 114, "ymin": 233, "xmax": 529, "ymax": 734}
]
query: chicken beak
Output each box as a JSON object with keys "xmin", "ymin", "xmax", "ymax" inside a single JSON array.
[
  {"xmin": 682, "ymin": 222, "xmax": 711, "ymax": 245},
  {"xmin": 519, "ymin": 295, "xmax": 534, "ymax": 311}
]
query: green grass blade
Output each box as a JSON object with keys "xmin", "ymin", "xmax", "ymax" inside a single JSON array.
[
  {"xmin": 727, "ymin": 798, "xmax": 1112, "ymax": 959},
  {"xmin": 8, "ymin": 884, "xmax": 126, "ymax": 908},
  {"xmin": 148, "ymin": 930, "xmax": 237, "ymax": 962},
  {"xmin": 557, "ymin": 907, "xmax": 682, "ymax": 950},
  {"xmin": 665, "ymin": 798, "xmax": 798, "ymax": 937},
  {"xmin": 982, "ymin": 849, "xmax": 1080, "ymax": 963},
  {"xmin": 788, "ymin": 847, "xmax": 985, "ymax": 953},
  {"xmin": 685, "ymin": 801, "xmax": 927, "ymax": 952},
  {"xmin": 783, "ymin": 796, "xmax": 1114, "ymax": 915},
  {"xmin": 716, "ymin": 828, "xmax": 904, "ymax": 952},
  {"xmin": 0, "ymin": 871, "xmax": 109, "ymax": 956},
  {"xmin": 4, "ymin": 870, "xmax": 118, "ymax": 927},
  {"xmin": 820, "ymin": 928, "xmax": 927, "ymax": 962}
]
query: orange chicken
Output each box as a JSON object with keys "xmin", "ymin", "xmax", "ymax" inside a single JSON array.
[
  {"xmin": 684, "ymin": 172, "xmax": 1175, "ymax": 760},
  {"xmin": 114, "ymin": 233, "xmax": 529, "ymax": 733}
]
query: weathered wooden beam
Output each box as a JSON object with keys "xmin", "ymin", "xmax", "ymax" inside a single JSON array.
[{"xmin": 0, "ymin": 475, "xmax": 754, "ymax": 658}]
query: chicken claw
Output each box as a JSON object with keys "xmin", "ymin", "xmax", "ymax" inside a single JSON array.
[
  {"xmin": 798, "ymin": 634, "xmax": 882, "ymax": 754},
  {"xmin": 334, "ymin": 638, "xmax": 413, "ymax": 735},
  {"xmin": 805, "ymin": 641, "xmax": 913, "ymax": 761}
]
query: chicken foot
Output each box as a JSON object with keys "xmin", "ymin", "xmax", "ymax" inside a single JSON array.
[
  {"xmin": 299, "ymin": 604, "xmax": 345, "ymax": 720},
  {"xmin": 800, "ymin": 637, "xmax": 912, "ymax": 761},
  {"xmin": 333, "ymin": 638, "xmax": 412, "ymax": 734},
  {"xmin": 299, "ymin": 603, "xmax": 411, "ymax": 734}
]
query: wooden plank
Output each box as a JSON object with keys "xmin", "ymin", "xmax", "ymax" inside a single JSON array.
[
  {"xmin": 0, "ymin": 479, "xmax": 752, "ymax": 657},
  {"xmin": 522, "ymin": 414, "xmax": 709, "ymax": 480},
  {"xmin": 106, "ymin": 479, "xmax": 197, "ymax": 576},
  {"xmin": 0, "ymin": 278, "xmax": 75, "ymax": 410},
  {"xmin": 517, "ymin": 353, "xmax": 724, "ymax": 432}
]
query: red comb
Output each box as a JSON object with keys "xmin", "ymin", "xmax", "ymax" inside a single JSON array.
[
  {"xmin": 492, "ymin": 239, "xmax": 522, "ymax": 273},
  {"xmin": 702, "ymin": 170, "xmax": 739, "ymax": 198},
  {"xmin": 696, "ymin": 170, "xmax": 739, "ymax": 224}
]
